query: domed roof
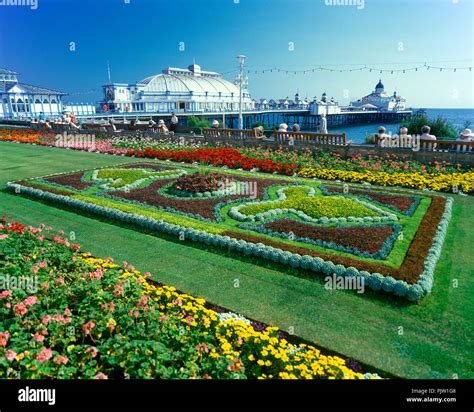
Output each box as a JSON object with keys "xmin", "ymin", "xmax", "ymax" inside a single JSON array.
[
  {"xmin": 375, "ymin": 79, "xmax": 384, "ymax": 90},
  {"xmin": 137, "ymin": 73, "xmax": 240, "ymax": 95}
]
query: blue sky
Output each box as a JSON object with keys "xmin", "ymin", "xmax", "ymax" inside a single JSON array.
[{"xmin": 0, "ymin": 0, "xmax": 472, "ymax": 108}]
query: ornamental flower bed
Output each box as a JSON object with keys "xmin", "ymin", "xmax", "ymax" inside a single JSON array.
[
  {"xmin": 0, "ymin": 220, "xmax": 379, "ymax": 379},
  {"xmin": 1, "ymin": 129, "xmax": 472, "ymax": 193},
  {"xmin": 6, "ymin": 162, "xmax": 453, "ymax": 301},
  {"xmin": 299, "ymin": 168, "xmax": 474, "ymax": 194}
]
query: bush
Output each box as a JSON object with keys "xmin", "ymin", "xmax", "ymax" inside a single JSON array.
[
  {"xmin": 400, "ymin": 114, "xmax": 458, "ymax": 139},
  {"xmin": 187, "ymin": 115, "xmax": 211, "ymax": 134}
]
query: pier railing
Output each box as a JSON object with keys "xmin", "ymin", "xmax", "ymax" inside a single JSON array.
[{"xmin": 273, "ymin": 131, "xmax": 347, "ymax": 145}]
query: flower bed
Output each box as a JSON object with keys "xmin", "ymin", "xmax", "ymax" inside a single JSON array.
[
  {"xmin": 245, "ymin": 219, "xmax": 401, "ymax": 259},
  {"xmin": 6, "ymin": 162, "xmax": 453, "ymax": 301},
  {"xmin": 320, "ymin": 185, "xmax": 420, "ymax": 215},
  {"xmin": 1, "ymin": 129, "xmax": 472, "ymax": 193},
  {"xmin": 299, "ymin": 168, "xmax": 474, "ymax": 194},
  {"xmin": 0, "ymin": 219, "xmax": 379, "ymax": 379}
]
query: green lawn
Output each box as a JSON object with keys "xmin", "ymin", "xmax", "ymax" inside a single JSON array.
[{"xmin": 0, "ymin": 141, "xmax": 473, "ymax": 379}]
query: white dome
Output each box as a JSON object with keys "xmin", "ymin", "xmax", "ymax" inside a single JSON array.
[{"xmin": 137, "ymin": 73, "xmax": 240, "ymax": 96}]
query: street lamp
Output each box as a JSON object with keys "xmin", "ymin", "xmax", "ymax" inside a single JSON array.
[{"xmin": 237, "ymin": 55, "xmax": 246, "ymax": 130}]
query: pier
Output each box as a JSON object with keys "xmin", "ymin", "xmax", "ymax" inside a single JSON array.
[{"xmin": 70, "ymin": 108, "xmax": 412, "ymax": 131}]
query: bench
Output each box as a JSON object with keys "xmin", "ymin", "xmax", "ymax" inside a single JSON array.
[
  {"xmin": 273, "ymin": 131, "xmax": 347, "ymax": 145},
  {"xmin": 202, "ymin": 128, "xmax": 257, "ymax": 139}
]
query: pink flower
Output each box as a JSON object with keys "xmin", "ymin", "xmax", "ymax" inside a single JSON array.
[
  {"xmin": 38, "ymin": 261, "xmax": 48, "ymax": 268},
  {"xmin": 23, "ymin": 295, "xmax": 38, "ymax": 306},
  {"xmin": 86, "ymin": 347, "xmax": 98, "ymax": 358},
  {"xmin": 42, "ymin": 315, "xmax": 52, "ymax": 324},
  {"xmin": 55, "ymin": 277, "xmax": 65, "ymax": 286},
  {"xmin": 6, "ymin": 350, "xmax": 17, "ymax": 361},
  {"xmin": 128, "ymin": 310, "xmax": 139, "ymax": 318},
  {"xmin": 89, "ymin": 267, "xmax": 103, "ymax": 280},
  {"xmin": 82, "ymin": 321, "xmax": 96, "ymax": 335},
  {"xmin": 94, "ymin": 372, "xmax": 108, "ymax": 380},
  {"xmin": 0, "ymin": 331, "xmax": 10, "ymax": 347},
  {"xmin": 64, "ymin": 308, "xmax": 72, "ymax": 316},
  {"xmin": 34, "ymin": 333, "xmax": 45, "ymax": 342},
  {"xmin": 30, "ymin": 266, "xmax": 39, "ymax": 274},
  {"xmin": 53, "ymin": 355, "xmax": 69, "ymax": 365},
  {"xmin": 13, "ymin": 303, "xmax": 27, "ymax": 316},
  {"xmin": 0, "ymin": 234, "xmax": 8, "ymax": 240},
  {"xmin": 137, "ymin": 296, "xmax": 149, "ymax": 308},
  {"xmin": 0, "ymin": 290, "xmax": 13, "ymax": 299},
  {"xmin": 54, "ymin": 314, "xmax": 64, "ymax": 323},
  {"xmin": 36, "ymin": 348, "xmax": 53, "ymax": 363}
]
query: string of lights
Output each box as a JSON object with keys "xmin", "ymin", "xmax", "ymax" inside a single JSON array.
[{"xmin": 245, "ymin": 63, "xmax": 472, "ymax": 75}]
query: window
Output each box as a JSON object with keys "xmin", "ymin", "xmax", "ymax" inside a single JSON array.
[
  {"xmin": 35, "ymin": 99, "xmax": 41, "ymax": 104},
  {"xmin": 43, "ymin": 98, "xmax": 49, "ymax": 104},
  {"xmin": 51, "ymin": 99, "xmax": 57, "ymax": 103}
]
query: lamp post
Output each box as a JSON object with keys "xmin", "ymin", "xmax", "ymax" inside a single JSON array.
[{"xmin": 237, "ymin": 54, "xmax": 246, "ymax": 130}]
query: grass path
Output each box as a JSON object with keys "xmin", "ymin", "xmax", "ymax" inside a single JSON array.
[{"xmin": 0, "ymin": 141, "xmax": 472, "ymax": 378}]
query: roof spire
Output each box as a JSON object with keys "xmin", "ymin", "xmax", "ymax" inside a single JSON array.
[{"xmin": 107, "ymin": 61, "xmax": 112, "ymax": 84}]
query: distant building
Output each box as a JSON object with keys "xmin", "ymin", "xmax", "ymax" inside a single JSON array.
[
  {"xmin": 254, "ymin": 93, "xmax": 310, "ymax": 110},
  {"xmin": 309, "ymin": 92, "xmax": 341, "ymax": 115},
  {"xmin": 350, "ymin": 79, "xmax": 406, "ymax": 111},
  {"xmin": 0, "ymin": 68, "xmax": 66, "ymax": 119},
  {"xmin": 100, "ymin": 63, "xmax": 254, "ymax": 113}
]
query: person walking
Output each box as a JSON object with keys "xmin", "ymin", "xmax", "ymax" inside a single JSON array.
[{"xmin": 170, "ymin": 113, "xmax": 179, "ymax": 133}]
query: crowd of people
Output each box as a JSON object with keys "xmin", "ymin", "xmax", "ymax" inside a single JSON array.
[{"xmin": 30, "ymin": 111, "xmax": 81, "ymax": 130}]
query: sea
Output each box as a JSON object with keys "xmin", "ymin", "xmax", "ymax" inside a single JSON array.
[{"xmin": 328, "ymin": 108, "xmax": 474, "ymax": 144}]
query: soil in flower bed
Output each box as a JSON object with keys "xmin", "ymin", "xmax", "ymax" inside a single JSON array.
[
  {"xmin": 263, "ymin": 219, "xmax": 395, "ymax": 255},
  {"xmin": 323, "ymin": 185, "xmax": 418, "ymax": 214},
  {"xmin": 222, "ymin": 195, "xmax": 446, "ymax": 284},
  {"xmin": 16, "ymin": 181, "xmax": 75, "ymax": 196},
  {"xmin": 45, "ymin": 171, "xmax": 93, "ymax": 191},
  {"xmin": 109, "ymin": 177, "xmax": 288, "ymax": 221}
]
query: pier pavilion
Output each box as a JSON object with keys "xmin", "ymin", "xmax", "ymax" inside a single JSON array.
[
  {"xmin": 100, "ymin": 63, "xmax": 254, "ymax": 114},
  {"xmin": 350, "ymin": 79, "xmax": 407, "ymax": 111},
  {"xmin": 0, "ymin": 69, "xmax": 67, "ymax": 119}
]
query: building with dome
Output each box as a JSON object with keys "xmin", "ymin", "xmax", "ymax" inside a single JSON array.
[
  {"xmin": 0, "ymin": 68, "xmax": 67, "ymax": 119},
  {"xmin": 350, "ymin": 79, "xmax": 406, "ymax": 111},
  {"xmin": 100, "ymin": 63, "xmax": 254, "ymax": 113},
  {"xmin": 309, "ymin": 92, "xmax": 341, "ymax": 115}
]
